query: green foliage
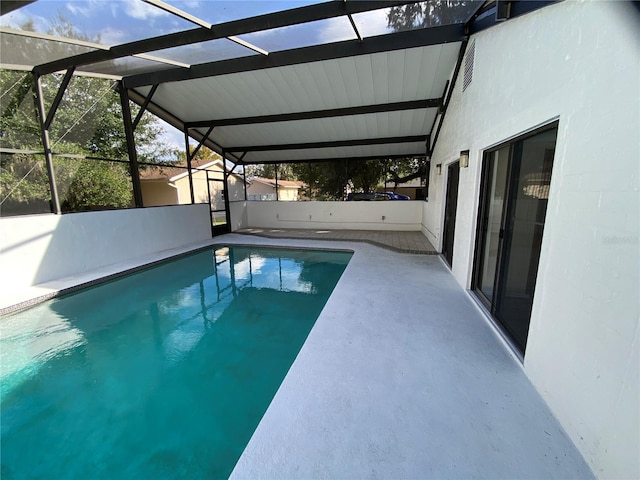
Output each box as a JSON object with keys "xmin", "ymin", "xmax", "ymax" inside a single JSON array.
[
  {"xmin": 0, "ymin": 153, "xmax": 133, "ymax": 214},
  {"xmin": 291, "ymin": 161, "xmax": 348, "ymax": 200},
  {"xmin": 0, "ymin": 15, "xmax": 172, "ymax": 215},
  {"xmin": 388, "ymin": 158, "xmax": 428, "ymax": 186},
  {"xmin": 0, "ymin": 70, "xmax": 40, "ymax": 150},
  {"xmin": 56, "ymin": 159, "xmax": 132, "ymax": 212},
  {"xmin": 0, "ymin": 69, "xmax": 155, "ymax": 215},
  {"xmin": 176, "ymin": 144, "xmax": 221, "ymax": 164},
  {"xmin": 247, "ymin": 163, "xmax": 296, "ymax": 181},
  {"xmin": 349, "ymin": 160, "xmax": 386, "ymax": 193},
  {"xmin": 290, "ymin": 160, "xmax": 387, "ymax": 200},
  {"xmin": 287, "ymin": 158, "xmax": 426, "ymax": 200},
  {"xmin": 0, "ymin": 154, "xmax": 49, "ymax": 204},
  {"xmin": 387, "ymin": 1, "xmax": 477, "ymax": 31}
]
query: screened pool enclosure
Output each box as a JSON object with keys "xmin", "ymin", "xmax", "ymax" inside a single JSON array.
[{"xmin": 1, "ymin": 0, "xmax": 550, "ymax": 224}]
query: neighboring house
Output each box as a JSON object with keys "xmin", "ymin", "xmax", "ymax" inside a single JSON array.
[
  {"xmin": 247, "ymin": 177, "xmax": 304, "ymax": 201},
  {"xmin": 140, "ymin": 159, "xmax": 245, "ymax": 207}
]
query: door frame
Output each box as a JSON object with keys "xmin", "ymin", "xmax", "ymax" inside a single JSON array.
[
  {"xmin": 206, "ymin": 170, "xmax": 230, "ymax": 236},
  {"xmin": 471, "ymin": 121, "xmax": 559, "ymax": 353},
  {"xmin": 442, "ymin": 160, "xmax": 460, "ymax": 268}
]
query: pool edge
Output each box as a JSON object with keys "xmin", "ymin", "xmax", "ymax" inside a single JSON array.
[{"xmin": 0, "ymin": 241, "xmax": 355, "ymax": 316}]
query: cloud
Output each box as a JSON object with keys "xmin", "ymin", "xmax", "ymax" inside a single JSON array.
[
  {"xmin": 97, "ymin": 26, "xmax": 129, "ymax": 46},
  {"xmin": 317, "ymin": 16, "xmax": 355, "ymax": 44},
  {"xmin": 148, "ymin": 117, "xmax": 184, "ymax": 151},
  {"xmin": 0, "ymin": 9, "xmax": 49, "ymax": 33},
  {"xmin": 350, "ymin": 9, "xmax": 391, "ymax": 38},
  {"xmin": 182, "ymin": 0, "xmax": 202, "ymax": 9},
  {"xmin": 123, "ymin": 0, "xmax": 169, "ymax": 20},
  {"xmin": 65, "ymin": 2, "xmax": 91, "ymax": 17},
  {"xmin": 316, "ymin": 9, "xmax": 391, "ymax": 44}
]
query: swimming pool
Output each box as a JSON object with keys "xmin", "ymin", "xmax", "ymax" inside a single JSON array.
[{"xmin": 0, "ymin": 245, "xmax": 352, "ymax": 479}]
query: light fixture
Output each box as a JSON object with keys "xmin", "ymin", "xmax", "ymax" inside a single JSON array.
[
  {"xmin": 459, "ymin": 150, "xmax": 470, "ymax": 168},
  {"xmin": 436, "ymin": 163, "xmax": 442, "ymax": 175}
]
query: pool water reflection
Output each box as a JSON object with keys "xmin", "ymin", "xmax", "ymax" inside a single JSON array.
[{"xmin": 0, "ymin": 246, "xmax": 351, "ymax": 479}]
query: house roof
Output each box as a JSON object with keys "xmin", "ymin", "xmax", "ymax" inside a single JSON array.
[
  {"xmin": 250, "ymin": 177, "xmax": 304, "ymax": 189},
  {"xmin": 1, "ymin": 1, "xmax": 554, "ymax": 168},
  {"xmin": 140, "ymin": 158, "xmax": 226, "ymax": 182}
]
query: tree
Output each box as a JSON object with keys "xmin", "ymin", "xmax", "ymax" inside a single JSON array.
[
  {"xmin": 58, "ymin": 159, "xmax": 133, "ymax": 212},
  {"xmin": 247, "ymin": 163, "xmax": 296, "ymax": 181},
  {"xmin": 176, "ymin": 144, "xmax": 222, "ymax": 164},
  {"xmin": 291, "ymin": 160, "xmax": 350, "ymax": 200},
  {"xmin": 349, "ymin": 160, "xmax": 386, "ymax": 193},
  {"xmin": 0, "ymin": 16, "xmax": 172, "ymax": 215},
  {"xmin": 387, "ymin": 158, "xmax": 428, "ymax": 188},
  {"xmin": 387, "ymin": 1, "xmax": 476, "ymax": 31}
]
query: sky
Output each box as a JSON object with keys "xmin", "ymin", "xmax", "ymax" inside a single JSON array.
[
  {"xmin": 0, "ymin": 0, "xmax": 394, "ymax": 152},
  {"xmin": 0, "ymin": 0, "xmax": 391, "ymax": 46}
]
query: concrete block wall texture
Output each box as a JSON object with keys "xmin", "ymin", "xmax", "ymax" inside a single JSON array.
[
  {"xmin": 0, "ymin": 204, "xmax": 211, "ymax": 296},
  {"xmin": 426, "ymin": 1, "xmax": 639, "ymax": 478},
  {"xmin": 229, "ymin": 201, "xmax": 249, "ymax": 231},
  {"xmin": 245, "ymin": 200, "xmax": 423, "ymax": 231}
]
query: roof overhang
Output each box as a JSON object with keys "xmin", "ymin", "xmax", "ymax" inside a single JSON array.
[{"xmin": 1, "ymin": 0, "xmax": 557, "ymax": 168}]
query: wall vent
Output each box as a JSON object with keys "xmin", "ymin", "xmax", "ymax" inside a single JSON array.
[{"xmin": 463, "ymin": 41, "xmax": 475, "ymax": 92}]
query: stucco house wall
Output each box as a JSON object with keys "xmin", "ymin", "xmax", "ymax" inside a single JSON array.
[
  {"xmin": 425, "ymin": 2, "xmax": 639, "ymax": 478},
  {"xmin": 140, "ymin": 180, "xmax": 179, "ymax": 207},
  {"xmin": 247, "ymin": 178, "xmax": 301, "ymax": 201},
  {"xmin": 277, "ymin": 187, "xmax": 299, "ymax": 201},
  {"xmin": 247, "ymin": 181, "xmax": 274, "ymax": 197},
  {"xmin": 141, "ymin": 161, "xmax": 245, "ymax": 207}
]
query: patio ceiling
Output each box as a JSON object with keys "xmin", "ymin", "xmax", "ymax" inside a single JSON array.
[{"xmin": 0, "ymin": 0, "xmax": 549, "ymax": 167}]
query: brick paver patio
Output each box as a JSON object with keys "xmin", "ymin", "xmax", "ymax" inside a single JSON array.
[{"xmin": 235, "ymin": 228, "xmax": 438, "ymax": 254}]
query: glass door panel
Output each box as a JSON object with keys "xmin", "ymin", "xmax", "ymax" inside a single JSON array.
[
  {"xmin": 442, "ymin": 162, "xmax": 460, "ymax": 267},
  {"xmin": 495, "ymin": 129, "xmax": 556, "ymax": 349},
  {"xmin": 476, "ymin": 146, "xmax": 510, "ymax": 303},
  {"xmin": 473, "ymin": 124, "xmax": 557, "ymax": 354}
]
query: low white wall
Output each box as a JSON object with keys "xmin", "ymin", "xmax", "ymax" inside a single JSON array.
[
  {"xmin": 246, "ymin": 200, "xmax": 422, "ymax": 231},
  {"xmin": 229, "ymin": 201, "xmax": 248, "ymax": 231},
  {"xmin": 426, "ymin": 2, "xmax": 639, "ymax": 478},
  {"xmin": 0, "ymin": 204, "xmax": 211, "ymax": 294}
]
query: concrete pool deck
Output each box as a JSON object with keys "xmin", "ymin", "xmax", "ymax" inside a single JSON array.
[
  {"xmin": 218, "ymin": 234, "xmax": 594, "ymax": 479},
  {"xmin": 1, "ymin": 232, "xmax": 593, "ymax": 478}
]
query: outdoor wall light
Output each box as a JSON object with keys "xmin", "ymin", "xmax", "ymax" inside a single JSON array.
[
  {"xmin": 459, "ymin": 150, "xmax": 470, "ymax": 168},
  {"xmin": 436, "ymin": 163, "xmax": 442, "ymax": 175}
]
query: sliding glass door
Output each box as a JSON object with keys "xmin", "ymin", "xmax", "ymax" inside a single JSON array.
[
  {"xmin": 442, "ymin": 161, "xmax": 460, "ymax": 267},
  {"xmin": 473, "ymin": 124, "xmax": 558, "ymax": 353}
]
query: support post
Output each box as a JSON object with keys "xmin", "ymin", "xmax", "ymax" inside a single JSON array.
[
  {"xmin": 242, "ymin": 164, "xmax": 247, "ymax": 201},
  {"xmin": 424, "ymin": 158, "xmax": 430, "ymax": 200},
  {"xmin": 384, "ymin": 158, "xmax": 388, "ymax": 192},
  {"xmin": 274, "ymin": 163, "xmax": 279, "ymax": 201},
  {"xmin": 184, "ymin": 128, "xmax": 195, "ymax": 204},
  {"xmin": 34, "ymin": 73, "xmax": 61, "ymax": 214},
  {"xmin": 222, "ymin": 150, "xmax": 232, "ymax": 232},
  {"xmin": 190, "ymin": 126, "xmax": 214, "ymax": 160},
  {"xmin": 44, "ymin": 67, "xmax": 75, "ymax": 130},
  {"xmin": 205, "ymin": 170, "xmax": 214, "ymax": 237},
  {"xmin": 132, "ymin": 84, "xmax": 158, "ymax": 131},
  {"xmin": 119, "ymin": 83, "xmax": 144, "ymax": 207}
]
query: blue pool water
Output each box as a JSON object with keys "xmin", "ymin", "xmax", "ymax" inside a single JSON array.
[{"xmin": 0, "ymin": 246, "xmax": 351, "ymax": 479}]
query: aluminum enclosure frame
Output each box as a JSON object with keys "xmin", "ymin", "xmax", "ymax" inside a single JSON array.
[{"xmin": 1, "ymin": 0, "xmax": 558, "ymax": 217}]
